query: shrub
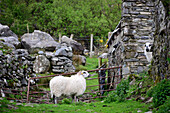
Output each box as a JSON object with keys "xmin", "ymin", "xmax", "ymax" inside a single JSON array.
[
  {"xmin": 104, "ymin": 79, "xmax": 129, "ymax": 103},
  {"xmin": 147, "ymin": 80, "xmax": 170, "ymax": 107}
]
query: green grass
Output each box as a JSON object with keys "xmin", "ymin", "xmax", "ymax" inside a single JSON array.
[{"xmin": 1, "ymin": 99, "xmax": 151, "ymax": 113}]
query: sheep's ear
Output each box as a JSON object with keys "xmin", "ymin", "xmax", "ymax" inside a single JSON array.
[
  {"xmin": 77, "ymin": 71, "xmax": 82, "ymax": 75},
  {"xmin": 80, "ymin": 70, "xmax": 85, "ymax": 75}
]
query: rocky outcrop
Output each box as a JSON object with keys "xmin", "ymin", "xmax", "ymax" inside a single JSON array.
[
  {"xmin": 21, "ymin": 30, "xmax": 59, "ymax": 53},
  {"xmin": 0, "ymin": 24, "xmax": 20, "ymax": 48}
]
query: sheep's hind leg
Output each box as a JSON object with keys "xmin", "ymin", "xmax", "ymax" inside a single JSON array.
[{"xmin": 71, "ymin": 95, "xmax": 78, "ymax": 103}]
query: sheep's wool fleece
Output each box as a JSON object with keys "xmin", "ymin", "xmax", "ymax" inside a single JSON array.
[
  {"xmin": 144, "ymin": 50, "xmax": 152, "ymax": 62},
  {"xmin": 50, "ymin": 74, "xmax": 86, "ymax": 97}
]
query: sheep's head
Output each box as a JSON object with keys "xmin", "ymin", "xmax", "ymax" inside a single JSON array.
[
  {"xmin": 78, "ymin": 71, "xmax": 91, "ymax": 78},
  {"xmin": 144, "ymin": 42, "xmax": 153, "ymax": 52}
]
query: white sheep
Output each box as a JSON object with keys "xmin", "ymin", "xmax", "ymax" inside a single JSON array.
[
  {"xmin": 144, "ymin": 42, "xmax": 153, "ymax": 62},
  {"xmin": 49, "ymin": 71, "xmax": 91, "ymax": 104}
]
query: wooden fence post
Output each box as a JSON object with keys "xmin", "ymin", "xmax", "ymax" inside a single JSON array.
[
  {"xmin": 70, "ymin": 34, "xmax": 74, "ymax": 40},
  {"xmin": 98, "ymin": 57, "xmax": 102, "ymax": 68},
  {"xmin": 90, "ymin": 34, "xmax": 93, "ymax": 58},
  {"xmin": 59, "ymin": 33, "xmax": 61, "ymax": 43},
  {"xmin": 27, "ymin": 23, "xmax": 29, "ymax": 33}
]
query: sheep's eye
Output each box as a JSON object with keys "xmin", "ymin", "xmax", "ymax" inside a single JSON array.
[
  {"xmin": 145, "ymin": 45, "xmax": 146, "ymax": 47},
  {"xmin": 149, "ymin": 44, "xmax": 151, "ymax": 46}
]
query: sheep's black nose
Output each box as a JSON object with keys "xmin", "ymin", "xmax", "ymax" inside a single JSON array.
[{"xmin": 146, "ymin": 48, "xmax": 149, "ymax": 52}]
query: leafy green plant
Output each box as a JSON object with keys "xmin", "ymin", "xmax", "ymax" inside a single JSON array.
[
  {"xmin": 147, "ymin": 79, "xmax": 170, "ymax": 107},
  {"xmin": 61, "ymin": 98, "xmax": 71, "ymax": 104},
  {"xmin": 104, "ymin": 91, "xmax": 117, "ymax": 103},
  {"xmin": 104, "ymin": 79, "xmax": 129, "ymax": 103},
  {"xmin": 116, "ymin": 79, "xmax": 129, "ymax": 102}
]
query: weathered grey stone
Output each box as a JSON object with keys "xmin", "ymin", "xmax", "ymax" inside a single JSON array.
[
  {"xmin": 61, "ymin": 36, "xmax": 84, "ymax": 54},
  {"xmin": 125, "ymin": 58, "xmax": 139, "ymax": 62},
  {"xmin": 54, "ymin": 48, "xmax": 68, "ymax": 56},
  {"xmin": 21, "ymin": 78, "xmax": 27, "ymax": 86},
  {"xmin": 0, "ymin": 41, "xmax": 15, "ymax": 49},
  {"xmin": 137, "ymin": 15, "xmax": 149, "ymax": 19},
  {"xmin": 21, "ymin": 30, "xmax": 59, "ymax": 53},
  {"xmin": 38, "ymin": 51, "xmax": 44, "ymax": 55},
  {"xmin": 122, "ymin": 36, "xmax": 129, "ymax": 42},
  {"xmin": 33, "ymin": 55, "xmax": 50, "ymax": 73},
  {"xmin": 137, "ymin": 66, "xmax": 144, "ymax": 73},
  {"xmin": 0, "ymin": 36, "xmax": 20, "ymax": 48},
  {"xmin": 122, "ymin": 66, "xmax": 130, "ymax": 76},
  {"xmin": 51, "ymin": 57, "xmax": 59, "ymax": 65},
  {"xmin": 12, "ymin": 49, "xmax": 29, "ymax": 57},
  {"xmin": 45, "ymin": 52, "xmax": 54, "ymax": 59},
  {"xmin": 0, "ymin": 24, "xmax": 20, "ymax": 48}
]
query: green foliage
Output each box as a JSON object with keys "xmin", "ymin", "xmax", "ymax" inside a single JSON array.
[
  {"xmin": 104, "ymin": 91, "xmax": 117, "ymax": 103},
  {"xmin": 0, "ymin": 0, "xmax": 121, "ymax": 37},
  {"xmin": 127, "ymin": 72, "xmax": 154, "ymax": 98},
  {"xmin": 147, "ymin": 79, "xmax": 170, "ymax": 107},
  {"xmin": 104, "ymin": 79, "xmax": 129, "ymax": 103},
  {"xmin": 116, "ymin": 79, "xmax": 129, "ymax": 102},
  {"xmin": 156, "ymin": 98, "xmax": 170, "ymax": 113},
  {"xmin": 0, "ymin": 98, "xmax": 10, "ymax": 108}
]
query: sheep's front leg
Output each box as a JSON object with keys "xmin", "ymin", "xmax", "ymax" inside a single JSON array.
[{"xmin": 53, "ymin": 95, "xmax": 58, "ymax": 104}]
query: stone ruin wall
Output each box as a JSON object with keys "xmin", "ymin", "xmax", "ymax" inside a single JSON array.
[
  {"xmin": 121, "ymin": 0, "xmax": 155, "ymax": 76},
  {"xmin": 109, "ymin": 0, "xmax": 169, "ymax": 80}
]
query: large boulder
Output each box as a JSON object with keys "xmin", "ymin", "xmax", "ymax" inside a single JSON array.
[
  {"xmin": 0, "ymin": 24, "xmax": 20, "ymax": 48},
  {"xmin": 61, "ymin": 36, "xmax": 84, "ymax": 55},
  {"xmin": 33, "ymin": 55, "xmax": 50, "ymax": 74},
  {"xmin": 21, "ymin": 30, "xmax": 59, "ymax": 53}
]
